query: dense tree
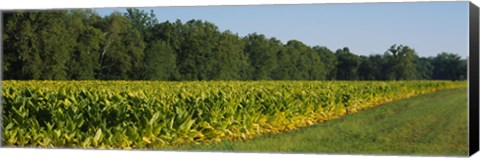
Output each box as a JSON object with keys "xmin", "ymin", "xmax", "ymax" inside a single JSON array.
[
  {"xmin": 272, "ymin": 45, "xmax": 292, "ymax": 80},
  {"xmin": 97, "ymin": 12, "xmax": 146, "ymax": 80},
  {"xmin": 383, "ymin": 45, "xmax": 418, "ymax": 80},
  {"xmin": 124, "ymin": 8, "xmax": 158, "ymax": 41},
  {"xmin": 335, "ymin": 47, "xmax": 361, "ymax": 80},
  {"xmin": 3, "ymin": 12, "xmax": 76, "ymax": 80},
  {"xmin": 313, "ymin": 46, "xmax": 337, "ymax": 80},
  {"xmin": 431, "ymin": 52, "xmax": 467, "ymax": 80},
  {"xmin": 2, "ymin": 10, "xmax": 468, "ymax": 81},
  {"xmin": 243, "ymin": 33, "xmax": 282, "ymax": 80},
  {"xmin": 358, "ymin": 56, "xmax": 372, "ymax": 80},
  {"xmin": 358, "ymin": 54, "xmax": 385, "ymax": 80},
  {"xmin": 175, "ymin": 20, "xmax": 221, "ymax": 80},
  {"xmin": 272, "ymin": 40, "xmax": 310, "ymax": 80},
  {"xmin": 3, "ymin": 12, "xmax": 44, "ymax": 79},
  {"xmin": 66, "ymin": 10, "xmax": 104, "ymax": 80},
  {"xmin": 143, "ymin": 40, "xmax": 176, "ymax": 80},
  {"xmin": 414, "ymin": 57, "xmax": 434, "ymax": 80},
  {"xmin": 293, "ymin": 42, "xmax": 326, "ymax": 80},
  {"xmin": 213, "ymin": 31, "xmax": 249, "ymax": 80},
  {"xmin": 36, "ymin": 12, "xmax": 77, "ymax": 80}
]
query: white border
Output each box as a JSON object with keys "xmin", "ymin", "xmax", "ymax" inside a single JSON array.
[
  {"xmin": 0, "ymin": 0, "xmax": 477, "ymax": 158},
  {"xmin": 0, "ymin": 148, "xmax": 458, "ymax": 158},
  {"xmin": 0, "ymin": 0, "xmax": 471, "ymax": 10}
]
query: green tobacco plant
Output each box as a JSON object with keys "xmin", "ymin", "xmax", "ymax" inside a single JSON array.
[{"xmin": 1, "ymin": 80, "xmax": 466, "ymax": 149}]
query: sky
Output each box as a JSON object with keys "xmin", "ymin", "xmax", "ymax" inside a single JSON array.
[{"xmin": 94, "ymin": 2, "xmax": 469, "ymax": 58}]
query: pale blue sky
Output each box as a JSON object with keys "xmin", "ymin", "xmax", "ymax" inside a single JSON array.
[{"xmin": 94, "ymin": 2, "xmax": 469, "ymax": 58}]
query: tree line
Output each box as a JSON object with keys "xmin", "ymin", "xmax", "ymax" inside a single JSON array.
[{"xmin": 2, "ymin": 9, "xmax": 467, "ymax": 81}]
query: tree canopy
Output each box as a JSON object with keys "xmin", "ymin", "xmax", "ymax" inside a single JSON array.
[{"xmin": 2, "ymin": 9, "xmax": 468, "ymax": 81}]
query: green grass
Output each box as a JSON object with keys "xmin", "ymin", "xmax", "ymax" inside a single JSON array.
[{"xmin": 173, "ymin": 88, "xmax": 469, "ymax": 156}]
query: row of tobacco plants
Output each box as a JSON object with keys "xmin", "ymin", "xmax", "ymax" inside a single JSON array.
[{"xmin": 1, "ymin": 80, "xmax": 466, "ymax": 149}]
